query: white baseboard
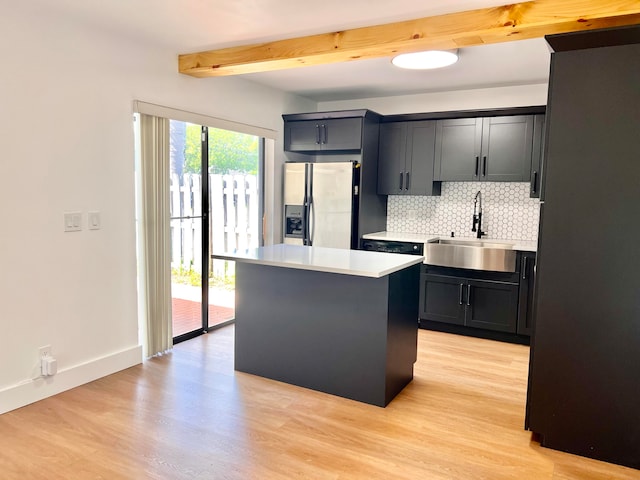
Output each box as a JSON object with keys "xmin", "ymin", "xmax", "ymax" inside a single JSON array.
[{"xmin": 0, "ymin": 345, "xmax": 143, "ymax": 414}]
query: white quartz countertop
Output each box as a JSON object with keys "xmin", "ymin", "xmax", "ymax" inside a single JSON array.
[
  {"xmin": 362, "ymin": 231, "xmax": 537, "ymax": 252},
  {"xmin": 211, "ymin": 244, "xmax": 424, "ymax": 278}
]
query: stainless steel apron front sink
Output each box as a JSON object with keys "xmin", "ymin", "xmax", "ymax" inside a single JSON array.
[{"xmin": 425, "ymin": 238, "xmax": 517, "ymax": 272}]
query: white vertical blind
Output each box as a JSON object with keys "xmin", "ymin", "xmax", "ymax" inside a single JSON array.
[{"xmin": 137, "ymin": 113, "xmax": 173, "ymax": 356}]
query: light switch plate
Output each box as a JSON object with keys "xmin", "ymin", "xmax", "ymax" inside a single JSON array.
[
  {"xmin": 64, "ymin": 212, "xmax": 82, "ymax": 232},
  {"xmin": 88, "ymin": 211, "xmax": 100, "ymax": 230}
]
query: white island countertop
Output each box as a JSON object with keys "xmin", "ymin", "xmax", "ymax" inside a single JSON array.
[{"xmin": 212, "ymin": 244, "xmax": 424, "ymax": 278}]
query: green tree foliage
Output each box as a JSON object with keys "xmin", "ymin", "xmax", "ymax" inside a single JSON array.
[{"xmin": 183, "ymin": 124, "xmax": 258, "ymax": 175}]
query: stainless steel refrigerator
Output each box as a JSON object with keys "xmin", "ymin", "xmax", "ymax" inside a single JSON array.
[{"xmin": 283, "ymin": 161, "xmax": 360, "ymax": 249}]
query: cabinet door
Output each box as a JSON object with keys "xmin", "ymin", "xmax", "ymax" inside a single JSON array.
[
  {"xmin": 434, "ymin": 118, "xmax": 482, "ymax": 181},
  {"xmin": 285, "ymin": 118, "xmax": 363, "ymax": 152},
  {"xmin": 419, "ymin": 274, "xmax": 465, "ymax": 325},
  {"xmin": 321, "ymin": 118, "xmax": 363, "ymax": 151},
  {"xmin": 465, "ymin": 279, "xmax": 518, "ymax": 333},
  {"xmin": 377, "ymin": 123, "xmax": 408, "ymax": 194},
  {"xmin": 480, "ymin": 116, "xmax": 534, "ymax": 182},
  {"xmin": 517, "ymin": 253, "xmax": 536, "ymax": 335},
  {"xmin": 406, "ymin": 120, "xmax": 438, "ymax": 195},
  {"xmin": 530, "ymin": 114, "xmax": 545, "ymax": 198},
  {"xmin": 285, "ymin": 120, "xmax": 322, "ymax": 152}
]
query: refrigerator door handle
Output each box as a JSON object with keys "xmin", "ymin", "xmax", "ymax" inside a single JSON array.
[
  {"xmin": 303, "ymin": 163, "xmax": 311, "ymax": 245},
  {"xmin": 309, "ymin": 197, "xmax": 315, "ymax": 245},
  {"xmin": 307, "ymin": 163, "xmax": 314, "ymax": 245}
]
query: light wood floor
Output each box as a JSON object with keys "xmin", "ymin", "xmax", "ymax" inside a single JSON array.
[{"xmin": 1, "ymin": 327, "xmax": 638, "ymax": 480}]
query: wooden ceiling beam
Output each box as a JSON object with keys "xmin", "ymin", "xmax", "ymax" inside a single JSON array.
[{"xmin": 179, "ymin": 0, "xmax": 640, "ymax": 77}]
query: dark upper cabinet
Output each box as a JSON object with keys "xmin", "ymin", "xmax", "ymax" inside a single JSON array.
[
  {"xmin": 420, "ymin": 272, "xmax": 518, "ymax": 334},
  {"xmin": 481, "ymin": 116, "xmax": 534, "ymax": 181},
  {"xmin": 530, "ymin": 115, "xmax": 545, "ymax": 198},
  {"xmin": 434, "ymin": 115, "xmax": 535, "ymax": 182},
  {"xmin": 434, "ymin": 118, "xmax": 483, "ymax": 181},
  {"xmin": 284, "ymin": 117, "xmax": 362, "ymax": 152},
  {"xmin": 377, "ymin": 120, "xmax": 440, "ymax": 195},
  {"xmin": 517, "ymin": 252, "xmax": 536, "ymax": 336},
  {"xmin": 377, "ymin": 123, "xmax": 406, "ymax": 194}
]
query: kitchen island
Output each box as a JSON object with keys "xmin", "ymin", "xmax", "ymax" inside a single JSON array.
[{"xmin": 212, "ymin": 244, "xmax": 424, "ymax": 407}]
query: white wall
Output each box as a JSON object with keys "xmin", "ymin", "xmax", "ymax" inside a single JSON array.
[
  {"xmin": 318, "ymin": 83, "xmax": 549, "ymax": 114},
  {"xmin": 0, "ymin": 4, "xmax": 315, "ymax": 413}
]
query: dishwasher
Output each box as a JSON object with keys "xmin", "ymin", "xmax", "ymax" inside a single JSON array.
[{"xmin": 360, "ymin": 239, "xmax": 424, "ymax": 256}]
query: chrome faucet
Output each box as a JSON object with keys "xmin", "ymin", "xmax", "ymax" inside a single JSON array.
[{"xmin": 472, "ymin": 191, "xmax": 486, "ymax": 239}]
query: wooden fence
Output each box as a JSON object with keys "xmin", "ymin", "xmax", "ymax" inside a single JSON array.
[{"xmin": 170, "ymin": 173, "xmax": 259, "ymax": 276}]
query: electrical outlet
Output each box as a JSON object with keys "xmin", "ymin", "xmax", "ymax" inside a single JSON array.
[{"xmin": 38, "ymin": 345, "xmax": 51, "ymax": 358}]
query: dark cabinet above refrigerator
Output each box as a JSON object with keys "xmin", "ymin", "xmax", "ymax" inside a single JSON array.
[
  {"xmin": 284, "ymin": 117, "xmax": 363, "ymax": 152},
  {"xmin": 283, "ymin": 110, "xmax": 381, "ymax": 154}
]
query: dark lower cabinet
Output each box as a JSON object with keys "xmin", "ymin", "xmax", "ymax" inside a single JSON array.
[
  {"xmin": 420, "ymin": 272, "xmax": 519, "ymax": 334},
  {"xmin": 419, "ymin": 274, "xmax": 465, "ymax": 325},
  {"xmin": 517, "ymin": 252, "xmax": 536, "ymax": 335},
  {"xmin": 465, "ymin": 279, "xmax": 519, "ymax": 333}
]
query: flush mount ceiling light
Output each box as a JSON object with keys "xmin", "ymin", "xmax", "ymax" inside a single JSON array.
[{"xmin": 391, "ymin": 50, "xmax": 459, "ymax": 70}]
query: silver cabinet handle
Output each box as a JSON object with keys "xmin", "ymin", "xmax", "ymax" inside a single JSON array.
[
  {"xmin": 523, "ymin": 257, "xmax": 528, "ymax": 280},
  {"xmin": 459, "ymin": 284, "xmax": 464, "ymax": 305},
  {"xmin": 466, "ymin": 284, "xmax": 472, "ymax": 306},
  {"xmin": 399, "ymin": 172, "xmax": 404, "ymax": 190},
  {"xmin": 321, "ymin": 124, "xmax": 327, "ymax": 144},
  {"xmin": 315, "ymin": 124, "xmax": 320, "ymax": 144},
  {"xmin": 405, "ymin": 172, "xmax": 410, "ymax": 191}
]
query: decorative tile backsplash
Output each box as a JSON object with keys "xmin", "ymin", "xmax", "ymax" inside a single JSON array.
[{"xmin": 387, "ymin": 182, "xmax": 540, "ymax": 241}]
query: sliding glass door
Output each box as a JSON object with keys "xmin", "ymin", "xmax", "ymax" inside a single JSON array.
[
  {"xmin": 169, "ymin": 121, "xmax": 262, "ymax": 342},
  {"xmin": 169, "ymin": 121, "xmax": 204, "ymax": 339}
]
